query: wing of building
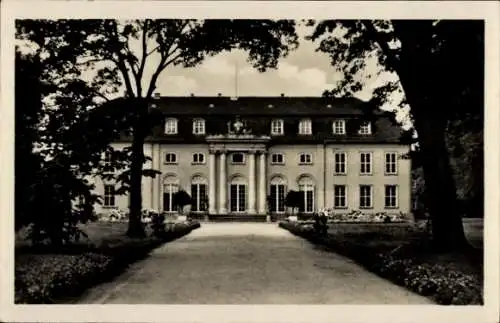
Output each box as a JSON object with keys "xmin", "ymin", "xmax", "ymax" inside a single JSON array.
[{"xmin": 96, "ymin": 95, "xmax": 411, "ymax": 221}]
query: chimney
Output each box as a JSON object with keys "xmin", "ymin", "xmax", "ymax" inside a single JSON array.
[
  {"xmin": 190, "ymin": 93, "xmax": 195, "ymax": 97},
  {"xmin": 218, "ymin": 93, "xmax": 222, "ymax": 97},
  {"xmin": 153, "ymin": 92, "xmax": 161, "ymax": 99},
  {"xmin": 280, "ymin": 93, "xmax": 285, "ymax": 97}
]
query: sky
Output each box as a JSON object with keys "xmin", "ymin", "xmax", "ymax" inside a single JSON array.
[
  {"xmin": 155, "ymin": 24, "xmax": 381, "ymax": 100},
  {"xmin": 145, "ymin": 23, "xmax": 410, "ymax": 128},
  {"xmin": 18, "ymin": 21, "xmax": 411, "ymax": 128}
]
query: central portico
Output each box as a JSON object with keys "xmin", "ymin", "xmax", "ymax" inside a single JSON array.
[{"xmin": 207, "ymin": 133, "xmax": 270, "ymax": 216}]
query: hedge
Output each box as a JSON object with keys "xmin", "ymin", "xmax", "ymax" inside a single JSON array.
[
  {"xmin": 15, "ymin": 221, "xmax": 201, "ymax": 304},
  {"xmin": 279, "ymin": 221, "xmax": 483, "ymax": 305}
]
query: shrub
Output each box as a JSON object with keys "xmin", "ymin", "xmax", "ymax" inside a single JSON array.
[
  {"xmin": 16, "ymin": 221, "xmax": 201, "ymax": 304},
  {"xmin": 278, "ymin": 220, "xmax": 482, "ymax": 305},
  {"xmin": 173, "ymin": 190, "xmax": 192, "ymax": 214},
  {"xmin": 150, "ymin": 213, "xmax": 166, "ymax": 238}
]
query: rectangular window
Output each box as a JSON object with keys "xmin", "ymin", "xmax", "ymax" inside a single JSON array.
[
  {"xmin": 334, "ymin": 152, "xmax": 346, "ymax": 174},
  {"xmin": 103, "ymin": 185, "xmax": 115, "ymax": 207},
  {"xmin": 360, "ymin": 152, "xmax": 372, "ymax": 174},
  {"xmin": 334, "ymin": 185, "xmax": 347, "ymax": 208},
  {"xmin": 359, "ymin": 185, "xmax": 372, "ymax": 208},
  {"xmin": 385, "ymin": 185, "xmax": 398, "ymax": 208},
  {"xmin": 385, "ymin": 152, "xmax": 398, "ymax": 175},
  {"xmin": 333, "ymin": 120, "xmax": 346, "ymax": 135},
  {"xmin": 192, "ymin": 153, "xmax": 205, "ymax": 164},
  {"xmin": 271, "ymin": 153, "xmax": 284, "ymax": 165},
  {"xmin": 165, "ymin": 153, "xmax": 177, "ymax": 164},
  {"xmin": 299, "ymin": 153, "xmax": 312, "ymax": 164},
  {"xmin": 271, "ymin": 119, "xmax": 284, "ymax": 135},
  {"xmin": 231, "ymin": 152, "xmax": 245, "ymax": 164},
  {"xmin": 299, "ymin": 119, "xmax": 312, "ymax": 135}
]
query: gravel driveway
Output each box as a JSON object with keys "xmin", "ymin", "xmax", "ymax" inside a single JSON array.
[{"xmin": 77, "ymin": 223, "xmax": 433, "ymax": 304}]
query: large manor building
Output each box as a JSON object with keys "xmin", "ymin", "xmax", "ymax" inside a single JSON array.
[{"xmin": 96, "ymin": 95, "xmax": 411, "ymax": 220}]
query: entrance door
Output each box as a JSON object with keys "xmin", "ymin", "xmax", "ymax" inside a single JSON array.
[
  {"xmin": 230, "ymin": 184, "xmax": 246, "ymax": 212},
  {"xmin": 270, "ymin": 184, "xmax": 286, "ymax": 213}
]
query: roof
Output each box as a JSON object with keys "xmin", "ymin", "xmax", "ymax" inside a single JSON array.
[{"xmin": 149, "ymin": 96, "xmax": 382, "ymax": 116}]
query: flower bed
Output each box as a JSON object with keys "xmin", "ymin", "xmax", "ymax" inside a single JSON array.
[
  {"xmin": 279, "ymin": 221, "xmax": 483, "ymax": 305},
  {"xmin": 285, "ymin": 210, "xmax": 412, "ymax": 223},
  {"xmin": 15, "ymin": 221, "xmax": 200, "ymax": 304}
]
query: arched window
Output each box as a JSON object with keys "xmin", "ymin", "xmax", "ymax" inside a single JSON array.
[
  {"xmin": 269, "ymin": 175, "xmax": 287, "ymax": 213},
  {"xmin": 163, "ymin": 175, "xmax": 179, "ymax": 212},
  {"xmin": 191, "ymin": 175, "xmax": 208, "ymax": 212},
  {"xmin": 298, "ymin": 175, "xmax": 315, "ymax": 213}
]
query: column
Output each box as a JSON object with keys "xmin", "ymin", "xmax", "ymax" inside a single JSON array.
[
  {"xmin": 156, "ymin": 144, "xmax": 162, "ymax": 211},
  {"xmin": 208, "ymin": 152, "xmax": 216, "ymax": 214},
  {"xmin": 151, "ymin": 143, "xmax": 158, "ymax": 210},
  {"xmin": 152, "ymin": 143, "xmax": 162, "ymax": 211},
  {"xmin": 248, "ymin": 151, "xmax": 256, "ymax": 214},
  {"xmin": 258, "ymin": 152, "xmax": 267, "ymax": 215},
  {"xmin": 218, "ymin": 151, "xmax": 227, "ymax": 214}
]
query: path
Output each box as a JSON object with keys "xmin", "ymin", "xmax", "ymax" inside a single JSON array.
[{"xmin": 77, "ymin": 223, "xmax": 433, "ymax": 304}]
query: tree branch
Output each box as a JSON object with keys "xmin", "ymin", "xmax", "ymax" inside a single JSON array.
[
  {"xmin": 145, "ymin": 21, "xmax": 192, "ymax": 97},
  {"xmin": 362, "ymin": 20, "xmax": 401, "ymax": 73},
  {"xmin": 135, "ymin": 19, "xmax": 150, "ymax": 97},
  {"xmin": 109, "ymin": 21, "xmax": 135, "ymax": 97}
]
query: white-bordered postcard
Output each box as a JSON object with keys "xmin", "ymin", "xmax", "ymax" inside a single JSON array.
[{"xmin": 1, "ymin": 1, "xmax": 499, "ymax": 322}]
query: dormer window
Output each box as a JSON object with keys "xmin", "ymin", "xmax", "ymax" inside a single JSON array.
[
  {"xmin": 333, "ymin": 120, "xmax": 346, "ymax": 135},
  {"xmin": 299, "ymin": 119, "xmax": 312, "ymax": 135},
  {"xmin": 192, "ymin": 118, "xmax": 205, "ymax": 135},
  {"xmin": 165, "ymin": 118, "xmax": 178, "ymax": 135},
  {"xmin": 271, "ymin": 119, "xmax": 284, "ymax": 135},
  {"xmin": 359, "ymin": 121, "xmax": 372, "ymax": 135}
]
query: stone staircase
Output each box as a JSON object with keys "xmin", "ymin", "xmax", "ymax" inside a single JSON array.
[{"xmin": 189, "ymin": 213, "xmax": 270, "ymax": 222}]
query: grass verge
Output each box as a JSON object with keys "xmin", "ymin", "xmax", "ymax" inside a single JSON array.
[
  {"xmin": 15, "ymin": 221, "xmax": 201, "ymax": 304},
  {"xmin": 279, "ymin": 221, "xmax": 483, "ymax": 305}
]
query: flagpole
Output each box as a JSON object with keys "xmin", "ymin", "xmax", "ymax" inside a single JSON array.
[{"xmin": 235, "ymin": 61, "xmax": 238, "ymax": 98}]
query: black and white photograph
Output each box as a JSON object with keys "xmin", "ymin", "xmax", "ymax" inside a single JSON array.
[{"xmin": 1, "ymin": 1, "xmax": 499, "ymax": 322}]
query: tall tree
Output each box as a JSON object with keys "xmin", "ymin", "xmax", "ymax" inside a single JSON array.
[
  {"xmin": 16, "ymin": 19, "xmax": 299, "ymax": 237},
  {"xmin": 15, "ymin": 52, "xmax": 44, "ymax": 230},
  {"xmin": 307, "ymin": 20, "xmax": 483, "ymax": 251}
]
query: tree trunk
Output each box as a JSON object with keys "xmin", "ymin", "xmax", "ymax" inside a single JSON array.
[
  {"xmin": 414, "ymin": 115, "xmax": 469, "ymax": 251},
  {"xmin": 126, "ymin": 122, "xmax": 146, "ymax": 238},
  {"xmin": 390, "ymin": 22, "xmax": 470, "ymax": 252}
]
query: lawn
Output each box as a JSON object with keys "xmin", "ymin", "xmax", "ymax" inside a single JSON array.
[
  {"xmin": 15, "ymin": 219, "xmax": 201, "ymax": 303},
  {"xmin": 279, "ymin": 219, "xmax": 483, "ymax": 305}
]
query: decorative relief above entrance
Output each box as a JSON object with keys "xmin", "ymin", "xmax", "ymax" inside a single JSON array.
[{"xmin": 227, "ymin": 116, "xmax": 252, "ymax": 135}]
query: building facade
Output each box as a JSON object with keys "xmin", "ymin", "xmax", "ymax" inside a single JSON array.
[{"xmin": 95, "ymin": 96, "xmax": 411, "ymax": 219}]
